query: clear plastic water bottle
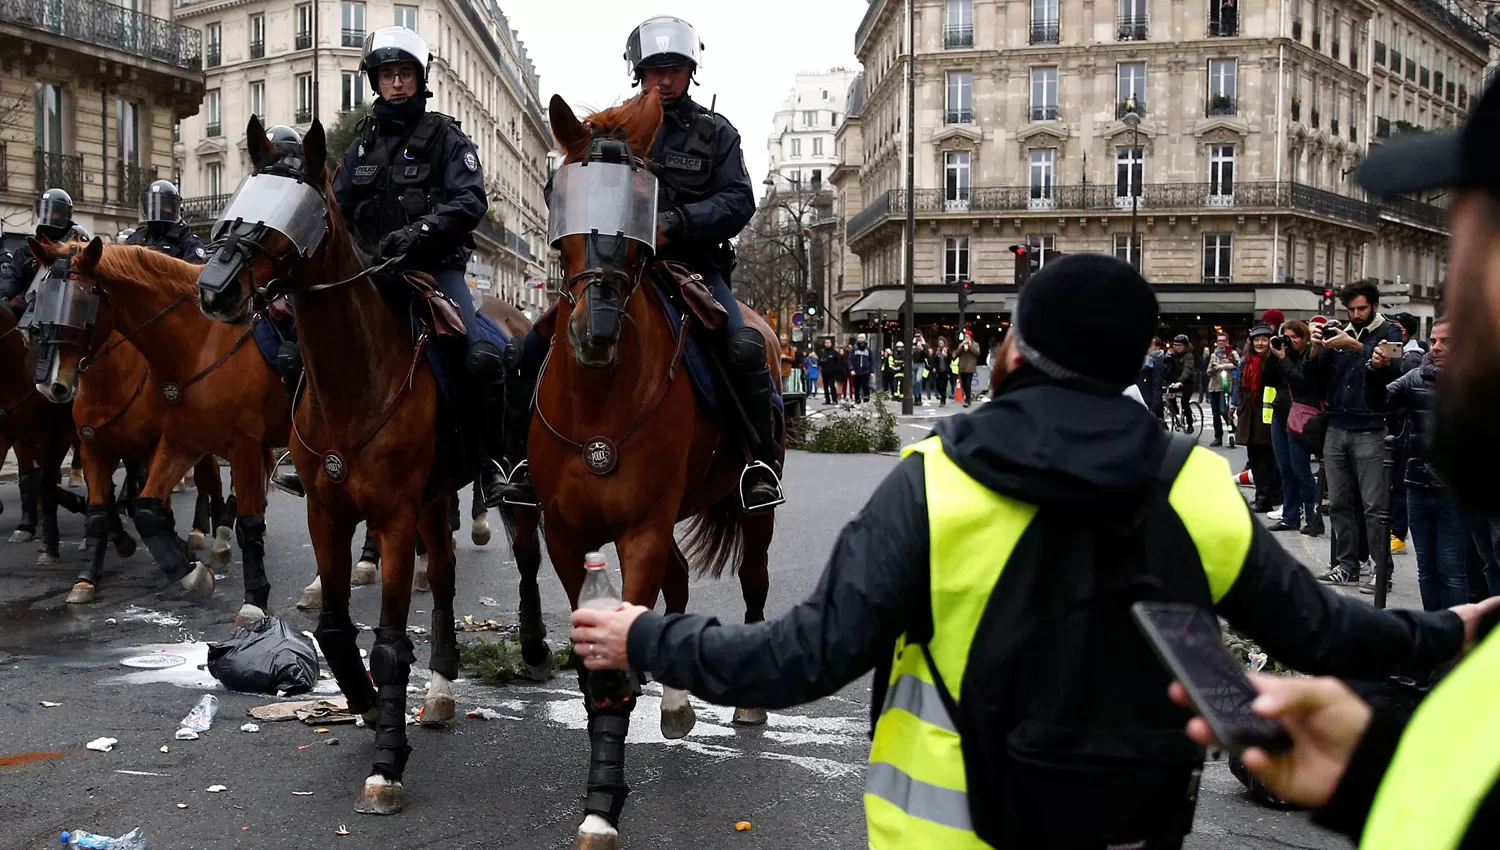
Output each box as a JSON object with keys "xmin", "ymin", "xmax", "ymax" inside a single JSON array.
[
  {"xmin": 60, "ymin": 827, "xmax": 147, "ymax": 849},
  {"xmin": 577, "ymin": 552, "xmax": 636, "ymax": 708},
  {"xmin": 175, "ymin": 694, "xmax": 219, "ymax": 740}
]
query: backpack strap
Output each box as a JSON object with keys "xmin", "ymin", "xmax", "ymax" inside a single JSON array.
[{"xmin": 405, "ymin": 112, "xmax": 455, "ymax": 159}]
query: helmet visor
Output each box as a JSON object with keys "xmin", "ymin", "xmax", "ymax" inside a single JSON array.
[
  {"xmin": 36, "ymin": 196, "xmax": 72, "ymax": 230},
  {"xmin": 547, "ymin": 161, "xmax": 659, "ymax": 251},
  {"xmin": 626, "ymin": 18, "xmax": 701, "ymax": 72},
  {"xmin": 143, "ymin": 191, "xmax": 181, "ymax": 223}
]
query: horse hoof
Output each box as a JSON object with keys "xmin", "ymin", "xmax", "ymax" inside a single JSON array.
[
  {"xmin": 572, "ymin": 815, "xmax": 620, "ymax": 850},
  {"xmin": 525, "ymin": 645, "xmax": 554, "ymax": 683},
  {"xmin": 113, "ymin": 534, "xmax": 137, "ymax": 558},
  {"xmin": 351, "ymin": 560, "xmax": 378, "ymax": 586},
  {"xmin": 10, "ymin": 530, "xmax": 34, "ymax": 543},
  {"xmin": 354, "ymin": 775, "xmax": 405, "ymax": 815},
  {"xmin": 420, "ymin": 694, "xmax": 454, "ymax": 727},
  {"xmin": 65, "ymin": 582, "xmax": 96, "ymax": 604},
  {"xmin": 660, "ymin": 705, "xmax": 697, "ymax": 740},
  {"xmin": 470, "ymin": 513, "xmax": 491, "ymax": 546},
  {"xmin": 179, "ymin": 563, "xmax": 216, "ymax": 596},
  {"xmin": 413, "ymin": 566, "xmax": 430, "ymax": 594},
  {"xmin": 37, "ymin": 551, "xmax": 60, "ymax": 566},
  {"xmin": 209, "ymin": 527, "xmax": 233, "ymax": 571},
  {"xmin": 187, "ymin": 528, "xmax": 205, "ymax": 550},
  {"xmin": 296, "ymin": 578, "xmax": 323, "ymax": 611},
  {"xmin": 234, "ymin": 604, "xmax": 267, "ymax": 630},
  {"xmin": 732, "ymin": 707, "xmax": 768, "ymax": 726}
]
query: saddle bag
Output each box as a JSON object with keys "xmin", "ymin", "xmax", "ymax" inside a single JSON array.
[{"xmin": 652, "ymin": 261, "xmax": 727, "ymax": 334}]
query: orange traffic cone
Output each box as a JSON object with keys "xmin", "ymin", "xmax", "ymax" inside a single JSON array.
[
  {"xmin": 1234, "ymin": 469, "xmax": 1254, "ymax": 487},
  {"xmin": 954, "ymin": 383, "xmax": 965, "ymax": 404}
]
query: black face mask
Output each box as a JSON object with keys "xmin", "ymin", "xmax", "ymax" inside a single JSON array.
[
  {"xmin": 856, "ymin": 342, "xmax": 867, "ymax": 350},
  {"xmin": 374, "ymin": 93, "xmax": 427, "ymax": 127}
]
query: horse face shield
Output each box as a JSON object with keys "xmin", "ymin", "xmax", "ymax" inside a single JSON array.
[
  {"xmin": 199, "ymin": 173, "xmax": 328, "ymax": 320},
  {"xmin": 28, "ymin": 253, "xmax": 99, "ymax": 402}
]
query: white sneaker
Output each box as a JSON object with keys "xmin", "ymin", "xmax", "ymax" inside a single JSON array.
[{"xmin": 1268, "ymin": 506, "xmax": 1283, "ymax": 521}]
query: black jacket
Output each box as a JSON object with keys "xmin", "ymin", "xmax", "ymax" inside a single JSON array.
[
  {"xmin": 816, "ymin": 347, "xmax": 846, "ymax": 378},
  {"xmin": 650, "ymin": 96, "xmax": 755, "ymax": 271},
  {"xmin": 1376, "ymin": 357, "xmax": 1442, "ymax": 489},
  {"xmin": 125, "ymin": 222, "xmax": 207, "ymax": 263},
  {"xmin": 1307, "ymin": 315, "xmax": 1403, "ymax": 431},
  {"xmin": 627, "ymin": 373, "xmax": 1464, "ymax": 729},
  {"xmin": 1262, "ymin": 345, "xmax": 1321, "ymax": 420}
]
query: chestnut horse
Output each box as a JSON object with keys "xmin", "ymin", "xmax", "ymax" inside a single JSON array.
[
  {"xmin": 536, "ymin": 93, "xmax": 779, "ymax": 849},
  {"xmin": 195, "ymin": 116, "xmax": 546, "ymax": 816},
  {"xmin": 27, "ymin": 239, "xmax": 287, "ymax": 625},
  {"xmin": 0, "ymin": 306, "xmax": 80, "ymax": 560}
]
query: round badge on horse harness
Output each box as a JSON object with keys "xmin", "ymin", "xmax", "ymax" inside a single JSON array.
[
  {"xmin": 79, "ymin": 425, "xmax": 96, "ymax": 441},
  {"xmin": 322, "ymin": 452, "xmax": 348, "ymax": 483},
  {"xmin": 161, "ymin": 383, "xmax": 184, "ymax": 405},
  {"xmin": 582, "ymin": 437, "xmax": 617, "ymax": 476}
]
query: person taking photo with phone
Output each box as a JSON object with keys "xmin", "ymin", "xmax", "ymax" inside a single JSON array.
[{"xmin": 568, "ymin": 254, "xmax": 1493, "ymax": 850}]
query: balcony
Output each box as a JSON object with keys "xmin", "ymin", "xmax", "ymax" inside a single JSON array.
[
  {"xmin": 1029, "ymin": 21, "xmax": 1059, "ymax": 45},
  {"xmin": 205, "ymin": 121, "xmax": 221, "ymax": 137},
  {"xmin": 181, "ymin": 193, "xmax": 232, "ymax": 227},
  {"xmin": 1116, "ymin": 15, "xmax": 1147, "ymax": 41},
  {"xmin": 944, "ymin": 25, "xmax": 973, "ymax": 48},
  {"xmin": 296, "ymin": 31, "xmax": 311, "ymax": 50},
  {"xmin": 115, "ymin": 162, "xmax": 155, "ymax": 206},
  {"xmin": 0, "ymin": 0, "xmax": 203, "ymax": 71},
  {"xmin": 206, "ymin": 44, "xmax": 220, "ymax": 67},
  {"xmin": 1029, "ymin": 104, "xmax": 1059, "ymax": 122},
  {"xmin": 341, "ymin": 27, "xmax": 363, "ymax": 47},
  {"xmin": 1208, "ymin": 13, "xmax": 1239, "ymax": 37},
  {"xmin": 1117, "ymin": 100, "xmax": 1147, "ymax": 120},
  {"xmin": 294, "ymin": 108, "xmax": 312, "ymax": 123},
  {"xmin": 35, "ymin": 150, "xmax": 83, "ymax": 199},
  {"xmin": 1374, "ymin": 41, "xmax": 1385, "ymax": 65},
  {"xmin": 944, "ymin": 108, "xmax": 973, "ymax": 125},
  {"xmin": 1376, "ymin": 195, "xmax": 1446, "ymax": 230},
  {"xmin": 249, "ymin": 39, "xmax": 264, "ymax": 59},
  {"xmin": 1205, "ymin": 95, "xmax": 1237, "ymax": 117},
  {"xmin": 845, "ymin": 181, "xmax": 1382, "ymax": 244}
]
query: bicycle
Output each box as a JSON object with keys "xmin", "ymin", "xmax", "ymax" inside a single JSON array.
[{"xmin": 1161, "ymin": 386, "xmax": 1204, "ymax": 440}]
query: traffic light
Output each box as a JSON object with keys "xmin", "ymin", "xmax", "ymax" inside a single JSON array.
[
  {"xmin": 1009, "ymin": 245, "xmax": 1031, "ymax": 286},
  {"xmin": 956, "ymin": 280, "xmax": 972, "ymax": 311},
  {"xmin": 1317, "ymin": 287, "xmax": 1336, "ymax": 316}
]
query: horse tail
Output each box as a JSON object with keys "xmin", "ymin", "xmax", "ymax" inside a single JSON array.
[{"xmin": 681, "ymin": 493, "xmax": 745, "ymax": 580}]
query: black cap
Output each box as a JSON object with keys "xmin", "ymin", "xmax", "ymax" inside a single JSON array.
[
  {"xmin": 1249, "ymin": 325, "xmax": 1274, "ymax": 338},
  {"xmin": 1173, "ymin": 334, "xmax": 1190, "ymax": 344},
  {"xmin": 1356, "ymin": 75, "xmax": 1500, "ymax": 199},
  {"xmin": 1012, "ymin": 253, "xmax": 1158, "ymax": 391}
]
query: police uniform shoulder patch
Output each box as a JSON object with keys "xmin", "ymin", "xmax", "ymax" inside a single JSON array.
[
  {"xmin": 463, "ymin": 150, "xmax": 479, "ymax": 172},
  {"xmin": 195, "ymin": 247, "xmax": 206, "ymax": 259}
]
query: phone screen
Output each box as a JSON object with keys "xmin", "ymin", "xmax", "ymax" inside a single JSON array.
[{"xmin": 1131, "ymin": 602, "xmax": 1292, "ymax": 754}]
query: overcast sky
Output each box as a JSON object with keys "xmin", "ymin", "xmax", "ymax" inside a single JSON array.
[{"xmin": 503, "ymin": 1, "xmax": 867, "ymax": 200}]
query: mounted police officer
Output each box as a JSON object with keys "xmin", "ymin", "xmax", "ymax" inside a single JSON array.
[
  {"xmin": 499, "ymin": 15, "xmax": 780, "ymax": 513},
  {"xmin": 270, "ymin": 26, "xmax": 506, "ymax": 505},
  {"xmin": 124, "ymin": 180, "xmax": 206, "ymax": 262},
  {"xmin": 1, "ymin": 188, "xmax": 89, "ymax": 313}
]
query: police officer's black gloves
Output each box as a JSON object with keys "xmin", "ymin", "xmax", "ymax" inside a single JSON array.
[{"xmin": 379, "ymin": 221, "xmax": 432, "ymax": 261}]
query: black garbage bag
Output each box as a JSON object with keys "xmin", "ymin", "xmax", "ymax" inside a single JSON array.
[{"xmin": 207, "ymin": 617, "xmax": 319, "ymax": 695}]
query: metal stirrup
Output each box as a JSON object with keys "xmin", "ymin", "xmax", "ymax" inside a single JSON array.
[{"xmin": 739, "ymin": 461, "xmax": 785, "ymax": 513}]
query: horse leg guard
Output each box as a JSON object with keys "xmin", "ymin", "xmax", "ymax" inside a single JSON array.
[
  {"xmin": 192, "ymin": 486, "xmax": 212, "ymax": 536},
  {"xmin": 54, "ymin": 486, "xmax": 85, "ymax": 515},
  {"xmin": 360, "ymin": 529, "xmax": 380, "ymax": 565},
  {"xmin": 235, "ymin": 514, "xmax": 269, "ymax": 609},
  {"xmin": 369, "ymin": 628, "xmax": 416, "ymax": 781},
  {"xmin": 132, "ymin": 497, "xmax": 192, "ymax": 582},
  {"xmin": 216, "ymin": 493, "xmax": 238, "ymax": 533},
  {"xmin": 428, "ymin": 608, "xmax": 459, "ymax": 682},
  {"xmin": 315, "ymin": 612, "xmax": 375, "ymax": 715},
  {"xmin": 583, "ymin": 711, "xmax": 633, "ymax": 827},
  {"xmin": 79, "ymin": 507, "xmax": 112, "ymax": 586},
  {"xmin": 16, "ymin": 468, "xmax": 39, "ymax": 535},
  {"xmin": 39, "ymin": 476, "xmax": 61, "ymax": 557}
]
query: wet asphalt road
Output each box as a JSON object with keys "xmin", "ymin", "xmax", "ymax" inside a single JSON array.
[{"xmin": 0, "ymin": 426, "xmax": 1387, "ymax": 850}]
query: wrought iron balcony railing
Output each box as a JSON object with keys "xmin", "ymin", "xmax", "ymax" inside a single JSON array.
[
  {"xmin": 0, "ymin": 0, "xmax": 203, "ymax": 71},
  {"xmin": 1206, "ymin": 96, "xmax": 1237, "ymax": 116},
  {"xmin": 1208, "ymin": 14, "xmax": 1239, "ymax": 37},
  {"xmin": 205, "ymin": 121, "xmax": 221, "ymax": 137},
  {"xmin": 1117, "ymin": 15, "xmax": 1147, "ymax": 41},
  {"xmin": 249, "ymin": 39, "xmax": 263, "ymax": 59},
  {"xmin": 944, "ymin": 25, "xmax": 973, "ymax": 48},
  {"xmin": 945, "ymin": 108, "xmax": 972, "ymax": 124},
  {"xmin": 1029, "ymin": 21, "xmax": 1059, "ymax": 44},
  {"xmin": 35, "ymin": 150, "xmax": 83, "ymax": 200},
  {"xmin": 115, "ymin": 162, "xmax": 155, "ymax": 206},
  {"xmin": 341, "ymin": 27, "xmax": 362, "ymax": 47},
  {"xmin": 295, "ymin": 31, "xmax": 311, "ymax": 50},
  {"xmin": 181, "ymin": 193, "xmax": 232, "ymax": 226},
  {"xmin": 294, "ymin": 108, "xmax": 312, "ymax": 123},
  {"xmin": 206, "ymin": 44, "xmax": 219, "ymax": 66},
  {"xmin": 1030, "ymin": 104, "xmax": 1060, "ymax": 122},
  {"xmin": 1117, "ymin": 100, "xmax": 1147, "ymax": 120}
]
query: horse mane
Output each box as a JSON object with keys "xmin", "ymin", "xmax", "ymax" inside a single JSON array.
[
  {"xmin": 95, "ymin": 244, "xmax": 200, "ymax": 296},
  {"xmin": 568, "ymin": 91, "xmax": 663, "ymax": 163}
]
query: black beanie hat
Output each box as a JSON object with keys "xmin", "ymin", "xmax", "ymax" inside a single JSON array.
[{"xmin": 1012, "ymin": 253, "xmax": 1158, "ymax": 391}]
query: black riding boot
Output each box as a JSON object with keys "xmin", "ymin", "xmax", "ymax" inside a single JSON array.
[
  {"xmin": 497, "ymin": 337, "xmax": 539, "ymax": 508},
  {"xmin": 465, "ymin": 341, "xmax": 509, "ymax": 508},
  {"xmin": 270, "ymin": 340, "xmax": 304, "ymax": 498},
  {"xmin": 725, "ymin": 329, "xmax": 785, "ymax": 514}
]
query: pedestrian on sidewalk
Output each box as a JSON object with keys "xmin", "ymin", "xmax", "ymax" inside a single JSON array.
[
  {"xmin": 849, "ymin": 335, "xmax": 874, "ymax": 403},
  {"xmin": 956, "ymin": 330, "xmax": 980, "ymax": 407},
  {"xmin": 931, "ymin": 338, "xmax": 953, "ymax": 405},
  {"xmin": 817, "ymin": 338, "xmax": 844, "ymax": 405},
  {"xmin": 1265, "ymin": 320, "xmax": 1323, "ymax": 536},
  {"xmin": 911, "ymin": 345, "xmax": 927, "ymax": 402},
  {"xmin": 572, "ymin": 252, "xmax": 1485, "ymax": 850},
  {"xmin": 806, "ymin": 348, "xmax": 820, "ymax": 397},
  {"xmin": 1207, "ymin": 331, "xmax": 1239, "ymax": 446},
  {"xmin": 1237, "ymin": 326, "xmax": 1280, "ymax": 512},
  {"xmin": 879, "ymin": 346, "xmax": 894, "ymax": 395}
]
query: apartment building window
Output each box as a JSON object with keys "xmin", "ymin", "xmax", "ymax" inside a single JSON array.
[
  {"xmin": 1117, "ymin": 62, "xmax": 1146, "ymax": 118},
  {"xmin": 205, "ymin": 89, "xmax": 221, "ymax": 137},
  {"xmin": 250, "ymin": 81, "xmax": 265, "ymax": 119},
  {"xmin": 296, "ymin": 3, "xmax": 312, "ymax": 50},
  {"xmin": 1330, "ymin": 87, "xmax": 1340, "ymax": 136},
  {"xmin": 1207, "ymin": 59, "xmax": 1237, "ymax": 116},
  {"xmin": 944, "ymin": 237, "xmax": 970, "ymax": 283},
  {"xmin": 1030, "ymin": 67, "xmax": 1058, "ymax": 121},
  {"xmin": 1209, "ymin": 0, "xmax": 1238, "ymax": 37},
  {"xmin": 1115, "ymin": 146, "xmax": 1143, "ymax": 208},
  {"xmin": 790, "ymin": 138, "xmax": 801, "ymax": 158},
  {"xmin": 945, "ymin": 0, "xmax": 973, "ymax": 48},
  {"xmin": 802, "ymin": 110, "xmax": 818, "ymax": 127},
  {"xmin": 1028, "ymin": 233, "xmax": 1056, "ymax": 266},
  {"xmin": 1118, "ymin": 0, "xmax": 1148, "ymax": 41},
  {"xmin": 249, "ymin": 14, "xmax": 264, "ymax": 59},
  {"xmin": 1031, "ymin": 0, "xmax": 1059, "ymax": 45},
  {"xmin": 341, "ymin": 2, "xmax": 365, "ymax": 47},
  {"xmin": 35, "ymin": 82, "xmax": 65, "ymax": 156},
  {"xmin": 944, "ymin": 151, "xmax": 971, "ymax": 211},
  {"xmin": 296, "ymin": 73, "xmax": 313, "ymax": 123},
  {"xmin": 1028, "ymin": 149, "xmax": 1056, "ymax": 210},
  {"xmin": 1209, "ymin": 144, "xmax": 1235, "ymax": 205},
  {"xmin": 1331, "ymin": 10, "xmax": 1341, "ymax": 60},
  {"xmin": 206, "ymin": 22, "xmax": 221, "ymax": 67},
  {"xmin": 1311, "ymin": 0, "xmax": 1322, "ymax": 49},
  {"xmin": 207, "ymin": 162, "xmax": 223, "ymax": 197},
  {"xmin": 394, "ymin": 4, "xmax": 417, "ymax": 31},
  {"xmin": 341, "ymin": 71, "xmax": 366, "ymax": 112},
  {"xmin": 789, "ymin": 169, "xmax": 801, "ymax": 185},
  {"xmin": 115, "ymin": 98, "xmax": 140, "ymax": 204},
  {"xmin": 945, "ymin": 71, "xmax": 972, "ymax": 124},
  {"xmin": 813, "ymin": 137, "xmax": 824, "ymax": 157},
  {"xmin": 1203, "ymin": 233, "xmax": 1233, "ymax": 282},
  {"xmin": 1114, "ymin": 233, "xmax": 1142, "ymax": 269}
]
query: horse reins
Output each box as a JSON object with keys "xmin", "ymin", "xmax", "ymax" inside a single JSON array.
[
  {"xmin": 75, "ymin": 293, "xmax": 189, "ymax": 372},
  {"xmin": 76, "ymin": 367, "xmax": 149, "ymax": 440}
]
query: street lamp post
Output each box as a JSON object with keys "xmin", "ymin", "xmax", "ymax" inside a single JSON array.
[{"xmin": 1122, "ymin": 99, "xmax": 1142, "ymax": 270}]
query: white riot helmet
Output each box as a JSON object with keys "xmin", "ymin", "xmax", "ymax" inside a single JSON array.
[
  {"xmin": 361, "ymin": 26, "xmax": 431, "ymax": 94},
  {"xmin": 624, "ymin": 16, "xmax": 703, "ymax": 79}
]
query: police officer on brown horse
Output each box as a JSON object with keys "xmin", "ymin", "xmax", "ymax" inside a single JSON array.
[{"xmin": 500, "ymin": 15, "xmax": 783, "ymax": 514}]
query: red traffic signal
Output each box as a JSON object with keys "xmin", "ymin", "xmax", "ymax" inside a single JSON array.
[{"xmin": 1009, "ymin": 245, "xmax": 1030, "ymax": 257}]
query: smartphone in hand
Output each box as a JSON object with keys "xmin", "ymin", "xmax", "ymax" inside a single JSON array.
[
  {"xmin": 1131, "ymin": 602, "xmax": 1292, "ymax": 755},
  {"xmin": 1378, "ymin": 341, "xmax": 1404, "ymax": 361}
]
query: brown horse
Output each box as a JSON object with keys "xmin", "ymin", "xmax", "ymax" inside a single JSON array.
[
  {"xmin": 535, "ymin": 92, "xmax": 780, "ymax": 849},
  {"xmin": 195, "ymin": 115, "xmax": 547, "ymax": 816},
  {"xmin": 0, "ymin": 306, "xmax": 80, "ymax": 561},
  {"xmin": 27, "ymin": 238, "xmax": 288, "ymax": 624}
]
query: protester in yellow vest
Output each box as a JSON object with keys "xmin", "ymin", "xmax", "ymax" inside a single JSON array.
[{"xmin": 570, "ymin": 254, "xmax": 1492, "ymax": 849}]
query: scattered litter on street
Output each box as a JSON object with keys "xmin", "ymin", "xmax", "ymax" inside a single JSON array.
[
  {"xmin": 176, "ymin": 694, "xmax": 219, "ymax": 740},
  {"xmin": 246, "ymin": 697, "xmax": 351, "ymax": 724},
  {"xmin": 291, "ymin": 791, "xmax": 313, "ymax": 796},
  {"xmin": 207, "ymin": 618, "xmax": 319, "ymax": 695},
  {"xmin": 173, "ymin": 729, "xmax": 199, "ymax": 741},
  {"xmin": 335, "ymin": 824, "xmax": 350, "ymax": 836},
  {"xmin": 240, "ymin": 723, "xmax": 260, "ymax": 733},
  {"xmin": 85, "ymin": 737, "xmax": 118, "ymax": 753},
  {"xmin": 175, "ymin": 803, "xmax": 187, "ymax": 809},
  {"xmin": 477, "ymin": 597, "xmax": 499, "ymax": 607},
  {"xmin": 314, "ymin": 727, "xmax": 330, "ymax": 734},
  {"xmin": 158, "ymin": 745, "xmax": 168, "ymax": 754},
  {"xmin": 114, "ymin": 770, "xmax": 168, "ymax": 777},
  {"xmin": 104, "ymin": 618, "xmax": 117, "ymax": 626},
  {"xmin": 467, "ymin": 708, "xmax": 502, "ymax": 720},
  {"xmin": 735, "ymin": 821, "xmax": 753, "ymax": 832},
  {"xmin": 325, "ymin": 738, "xmax": 339, "ymax": 746},
  {"xmin": 39, "ymin": 700, "xmax": 60, "ymax": 707},
  {"xmin": 206, "ymin": 785, "xmax": 227, "ymax": 793}
]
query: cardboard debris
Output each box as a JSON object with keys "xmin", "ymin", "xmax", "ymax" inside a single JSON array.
[
  {"xmin": 85, "ymin": 737, "xmax": 118, "ymax": 753},
  {"xmin": 246, "ymin": 698, "xmax": 353, "ymax": 725}
]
